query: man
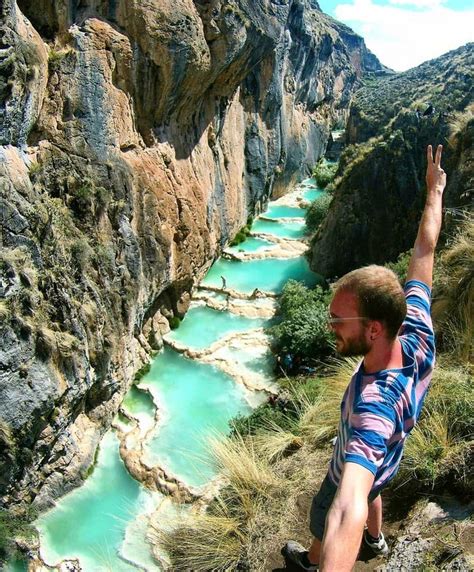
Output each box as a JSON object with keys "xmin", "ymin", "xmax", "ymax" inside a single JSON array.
[{"xmin": 283, "ymin": 144, "xmax": 446, "ymax": 571}]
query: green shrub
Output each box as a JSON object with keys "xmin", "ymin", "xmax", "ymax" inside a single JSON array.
[
  {"xmin": 270, "ymin": 281, "xmax": 334, "ymax": 362},
  {"xmin": 312, "ymin": 161, "xmax": 338, "ymax": 188},
  {"xmin": 70, "ymin": 182, "xmax": 112, "ymax": 219},
  {"xmin": 0, "ymin": 508, "xmax": 37, "ymax": 563},
  {"xmin": 71, "ymin": 184, "xmax": 95, "ymax": 215},
  {"xmin": 305, "ymin": 193, "xmax": 332, "ymax": 233},
  {"xmin": 385, "ymin": 249, "xmax": 413, "ymax": 284},
  {"xmin": 94, "ymin": 244, "xmax": 115, "ymax": 274},
  {"xmin": 134, "ymin": 362, "xmax": 151, "ymax": 382},
  {"xmin": 95, "ymin": 186, "xmax": 112, "ymax": 211},
  {"xmin": 70, "ymin": 238, "xmax": 93, "ymax": 270},
  {"xmin": 169, "ymin": 316, "xmax": 181, "ymax": 330},
  {"xmin": 48, "ymin": 48, "xmax": 70, "ymax": 71},
  {"xmin": 229, "ymin": 224, "xmax": 251, "ymax": 246},
  {"xmin": 28, "ymin": 162, "xmax": 42, "ymax": 176},
  {"xmin": 230, "ymin": 402, "xmax": 298, "ymax": 437}
]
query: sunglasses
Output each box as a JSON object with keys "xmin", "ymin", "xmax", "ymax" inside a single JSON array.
[{"xmin": 327, "ymin": 315, "xmax": 369, "ymax": 325}]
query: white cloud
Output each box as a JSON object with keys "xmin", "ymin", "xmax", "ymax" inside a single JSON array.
[
  {"xmin": 388, "ymin": 0, "xmax": 444, "ymax": 8},
  {"xmin": 334, "ymin": 0, "xmax": 474, "ymax": 70}
]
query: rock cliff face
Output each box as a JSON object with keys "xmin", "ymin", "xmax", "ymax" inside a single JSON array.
[
  {"xmin": 0, "ymin": 0, "xmax": 383, "ymax": 508},
  {"xmin": 311, "ymin": 43, "xmax": 474, "ymax": 277}
]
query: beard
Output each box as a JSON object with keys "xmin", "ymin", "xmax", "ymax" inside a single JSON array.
[{"xmin": 335, "ymin": 332, "xmax": 371, "ymax": 356}]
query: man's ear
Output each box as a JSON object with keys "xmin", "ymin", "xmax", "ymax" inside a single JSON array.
[{"xmin": 369, "ymin": 320, "xmax": 384, "ymax": 340}]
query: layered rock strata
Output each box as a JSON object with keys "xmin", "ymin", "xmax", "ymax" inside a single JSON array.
[{"xmin": 1, "ymin": 0, "xmax": 383, "ymax": 507}]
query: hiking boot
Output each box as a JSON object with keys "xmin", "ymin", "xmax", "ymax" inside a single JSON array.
[
  {"xmin": 363, "ymin": 530, "xmax": 389, "ymax": 556},
  {"xmin": 281, "ymin": 540, "xmax": 319, "ymax": 570}
]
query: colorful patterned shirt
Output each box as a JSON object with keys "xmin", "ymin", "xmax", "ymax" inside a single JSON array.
[{"xmin": 328, "ymin": 280, "xmax": 435, "ymax": 492}]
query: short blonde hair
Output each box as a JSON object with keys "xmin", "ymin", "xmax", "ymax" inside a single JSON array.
[{"xmin": 334, "ymin": 265, "xmax": 407, "ymax": 339}]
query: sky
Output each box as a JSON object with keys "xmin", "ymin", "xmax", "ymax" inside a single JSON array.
[{"xmin": 317, "ymin": 0, "xmax": 474, "ymax": 71}]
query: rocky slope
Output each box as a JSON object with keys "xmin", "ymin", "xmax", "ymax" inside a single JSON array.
[
  {"xmin": 311, "ymin": 43, "xmax": 474, "ymax": 277},
  {"xmin": 0, "ymin": 0, "xmax": 384, "ymax": 509}
]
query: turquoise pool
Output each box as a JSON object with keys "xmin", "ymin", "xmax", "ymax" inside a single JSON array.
[
  {"xmin": 166, "ymin": 305, "xmax": 267, "ymax": 350},
  {"xmin": 263, "ymin": 204, "xmax": 307, "ymax": 219},
  {"xmin": 301, "ymin": 177, "xmax": 318, "ymax": 187},
  {"xmin": 122, "ymin": 385, "xmax": 156, "ymax": 418},
  {"xmin": 141, "ymin": 348, "xmax": 253, "ymax": 487},
  {"xmin": 33, "ymin": 172, "xmax": 326, "ymax": 570},
  {"xmin": 251, "ymin": 219, "xmax": 308, "ymax": 240},
  {"xmin": 302, "ymin": 188, "xmax": 324, "ymax": 202},
  {"xmin": 201, "ymin": 256, "xmax": 320, "ymax": 294},
  {"xmin": 36, "ymin": 431, "xmax": 150, "ymax": 571},
  {"xmin": 226, "ymin": 236, "xmax": 274, "ymax": 254}
]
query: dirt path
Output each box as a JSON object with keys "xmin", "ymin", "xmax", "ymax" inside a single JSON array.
[{"xmin": 265, "ymin": 486, "xmax": 473, "ymax": 571}]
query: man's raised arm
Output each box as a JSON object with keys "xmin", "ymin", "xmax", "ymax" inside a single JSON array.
[{"xmin": 406, "ymin": 144, "xmax": 447, "ymax": 288}]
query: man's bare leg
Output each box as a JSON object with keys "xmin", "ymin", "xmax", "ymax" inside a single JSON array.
[
  {"xmin": 308, "ymin": 537, "xmax": 322, "ymax": 565},
  {"xmin": 366, "ymin": 494, "xmax": 382, "ymax": 538}
]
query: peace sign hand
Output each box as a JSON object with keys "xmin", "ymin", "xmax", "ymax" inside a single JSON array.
[{"xmin": 426, "ymin": 144, "xmax": 446, "ymax": 193}]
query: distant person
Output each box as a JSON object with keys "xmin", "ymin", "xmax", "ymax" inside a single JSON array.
[
  {"xmin": 283, "ymin": 145, "xmax": 446, "ymax": 570},
  {"xmin": 282, "ymin": 353, "xmax": 294, "ymax": 372},
  {"xmin": 277, "ymin": 352, "xmax": 294, "ymax": 375},
  {"xmin": 422, "ymin": 102, "xmax": 435, "ymax": 117},
  {"xmin": 221, "ymin": 275, "xmax": 227, "ymax": 289},
  {"xmin": 250, "ymin": 287, "xmax": 262, "ymax": 299}
]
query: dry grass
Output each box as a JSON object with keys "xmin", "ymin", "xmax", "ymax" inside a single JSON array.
[
  {"xmin": 448, "ymin": 103, "xmax": 474, "ymax": 148},
  {"xmin": 401, "ymin": 408, "xmax": 472, "ymax": 488},
  {"xmin": 299, "ymin": 358, "xmax": 357, "ymax": 445},
  {"xmin": 397, "ymin": 358, "xmax": 473, "ymax": 490},
  {"xmin": 153, "ymin": 502, "xmax": 245, "ymax": 572},
  {"xmin": 433, "ymin": 214, "xmax": 474, "ymax": 361},
  {"xmin": 245, "ymin": 444, "xmax": 332, "ymax": 571},
  {"xmin": 428, "ymin": 359, "xmax": 473, "ymax": 417},
  {"xmin": 0, "ymin": 300, "xmax": 10, "ymax": 321},
  {"xmin": 0, "ymin": 247, "xmax": 38, "ymax": 286},
  {"xmin": 211, "ymin": 433, "xmax": 282, "ymax": 499},
  {"xmin": 252, "ymin": 423, "xmax": 303, "ymax": 462},
  {"xmin": 154, "ymin": 434, "xmax": 283, "ymax": 570}
]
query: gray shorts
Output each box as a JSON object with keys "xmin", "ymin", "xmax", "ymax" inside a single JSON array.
[{"xmin": 309, "ymin": 474, "xmax": 382, "ymax": 540}]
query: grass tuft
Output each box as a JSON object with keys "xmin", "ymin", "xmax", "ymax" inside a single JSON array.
[
  {"xmin": 397, "ymin": 358, "xmax": 473, "ymax": 490},
  {"xmin": 447, "ymin": 103, "xmax": 474, "ymax": 148},
  {"xmin": 152, "ymin": 504, "xmax": 244, "ymax": 571},
  {"xmin": 299, "ymin": 358, "xmax": 357, "ymax": 445},
  {"xmin": 433, "ymin": 214, "xmax": 474, "ymax": 361},
  {"xmin": 400, "ymin": 408, "xmax": 471, "ymax": 489},
  {"xmin": 210, "ymin": 433, "xmax": 281, "ymax": 500},
  {"xmin": 252, "ymin": 422, "xmax": 303, "ymax": 462}
]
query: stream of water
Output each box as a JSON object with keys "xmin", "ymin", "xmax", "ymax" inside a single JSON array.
[{"xmin": 8, "ymin": 178, "xmax": 325, "ymax": 571}]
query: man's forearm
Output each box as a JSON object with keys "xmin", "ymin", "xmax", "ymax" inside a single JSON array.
[{"xmin": 413, "ymin": 188, "xmax": 443, "ymax": 254}]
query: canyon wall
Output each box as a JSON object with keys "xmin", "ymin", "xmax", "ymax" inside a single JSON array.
[
  {"xmin": 310, "ymin": 43, "xmax": 473, "ymax": 278},
  {"xmin": 0, "ymin": 0, "xmax": 383, "ymax": 508}
]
